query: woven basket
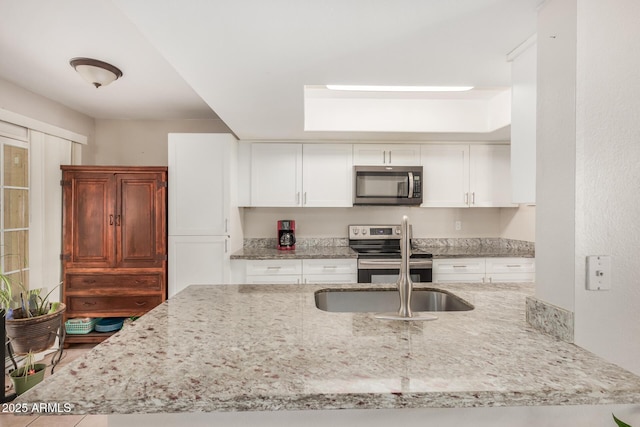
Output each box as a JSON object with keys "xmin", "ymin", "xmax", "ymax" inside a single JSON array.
[{"xmin": 5, "ymin": 304, "xmax": 66, "ymax": 354}]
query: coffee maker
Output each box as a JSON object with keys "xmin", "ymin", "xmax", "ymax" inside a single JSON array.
[{"xmin": 277, "ymin": 220, "xmax": 296, "ymax": 250}]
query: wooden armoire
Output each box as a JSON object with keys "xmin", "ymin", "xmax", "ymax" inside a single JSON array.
[{"xmin": 60, "ymin": 166, "xmax": 168, "ymax": 344}]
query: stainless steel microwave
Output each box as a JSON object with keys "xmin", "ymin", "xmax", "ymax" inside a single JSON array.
[{"xmin": 353, "ymin": 166, "xmax": 423, "ymax": 205}]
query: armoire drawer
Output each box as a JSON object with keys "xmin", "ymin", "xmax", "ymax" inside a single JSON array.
[
  {"xmin": 67, "ymin": 295, "xmax": 163, "ymax": 313},
  {"xmin": 66, "ymin": 274, "xmax": 163, "ymax": 291}
]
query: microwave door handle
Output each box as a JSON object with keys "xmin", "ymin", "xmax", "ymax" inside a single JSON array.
[{"xmin": 407, "ymin": 172, "xmax": 414, "ymax": 198}]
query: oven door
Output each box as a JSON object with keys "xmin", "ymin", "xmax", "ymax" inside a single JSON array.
[{"xmin": 357, "ymin": 259, "xmax": 432, "ymax": 283}]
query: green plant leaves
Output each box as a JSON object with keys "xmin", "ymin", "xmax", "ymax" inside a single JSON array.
[{"xmin": 613, "ymin": 414, "xmax": 632, "ymax": 427}]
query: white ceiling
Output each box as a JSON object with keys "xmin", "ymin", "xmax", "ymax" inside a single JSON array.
[{"xmin": 0, "ymin": 0, "xmax": 540, "ymax": 140}]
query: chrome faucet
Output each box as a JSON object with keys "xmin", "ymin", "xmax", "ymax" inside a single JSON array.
[{"xmin": 375, "ymin": 215, "xmax": 437, "ymax": 321}]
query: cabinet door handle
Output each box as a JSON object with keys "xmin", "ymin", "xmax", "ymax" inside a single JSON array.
[
  {"xmin": 296, "ymin": 192, "xmax": 300, "ymax": 205},
  {"xmin": 464, "ymin": 193, "xmax": 469, "ymax": 205},
  {"xmin": 304, "ymin": 192, "xmax": 307, "ymax": 205},
  {"xmin": 383, "ymin": 151, "xmax": 386, "ymax": 164},
  {"xmin": 109, "ymin": 214, "xmax": 114, "ymax": 225},
  {"xmin": 115, "ymin": 215, "xmax": 121, "ymax": 226},
  {"xmin": 225, "ymin": 219, "xmax": 228, "ymax": 233},
  {"xmin": 472, "ymin": 192, "xmax": 476, "ymax": 205},
  {"xmin": 224, "ymin": 239, "xmax": 228, "ymax": 254},
  {"xmin": 388, "ymin": 151, "xmax": 392, "ymax": 164}
]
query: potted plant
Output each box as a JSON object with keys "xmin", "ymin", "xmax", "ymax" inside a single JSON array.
[
  {"xmin": 1, "ymin": 257, "xmax": 65, "ymax": 355},
  {"xmin": 8, "ymin": 351, "xmax": 46, "ymax": 395},
  {"xmin": 4, "ymin": 284, "xmax": 65, "ymax": 354}
]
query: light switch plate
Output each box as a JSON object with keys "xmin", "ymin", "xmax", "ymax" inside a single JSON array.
[{"xmin": 586, "ymin": 255, "xmax": 611, "ymax": 291}]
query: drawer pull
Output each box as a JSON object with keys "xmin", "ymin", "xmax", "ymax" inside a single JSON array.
[
  {"xmin": 506, "ymin": 265, "xmax": 522, "ymax": 268},
  {"xmin": 82, "ymin": 301, "xmax": 97, "ymax": 306},
  {"xmin": 323, "ymin": 266, "xmax": 338, "ymax": 269},
  {"xmin": 266, "ymin": 266, "xmax": 281, "ymax": 270},
  {"xmin": 83, "ymin": 279, "xmax": 97, "ymax": 284},
  {"xmin": 135, "ymin": 301, "xmax": 148, "ymax": 306},
  {"xmin": 452, "ymin": 265, "xmax": 468, "ymax": 268}
]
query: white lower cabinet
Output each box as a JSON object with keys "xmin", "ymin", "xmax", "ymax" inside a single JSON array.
[
  {"xmin": 168, "ymin": 236, "xmax": 229, "ymax": 297},
  {"xmin": 302, "ymin": 259, "xmax": 357, "ymax": 284},
  {"xmin": 235, "ymin": 258, "xmax": 357, "ymax": 285},
  {"xmin": 433, "ymin": 257, "xmax": 534, "ymax": 284}
]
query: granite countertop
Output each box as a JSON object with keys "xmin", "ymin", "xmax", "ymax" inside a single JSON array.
[
  {"xmin": 415, "ymin": 247, "xmax": 535, "ymax": 258},
  {"xmin": 230, "ymin": 246, "xmax": 358, "ymax": 260},
  {"xmin": 19, "ymin": 283, "xmax": 640, "ymax": 415}
]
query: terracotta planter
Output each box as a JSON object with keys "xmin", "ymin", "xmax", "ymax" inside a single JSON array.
[
  {"xmin": 9, "ymin": 362, "xmax": 46, "ymax": 395},
  {"xmin": 5, "ymin": 304, "xmax": 66, "ymax": 354}
]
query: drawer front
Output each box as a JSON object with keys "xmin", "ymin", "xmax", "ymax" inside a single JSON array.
[
  {"xmin": 433, "ymin": 258, "xmax": 485, "ymax": 274},
  {"xmin": 67, "ymin": 295, "xmax": 163, "ymax": 313},
  {"xmin": 485, "ymin": 258, "xmax": 535, "ymax": 274},
  {"xmin": 487, "ymin": 272, "xmax": 536, "ymax": 283},
  {"xmin": 302, "ymin": 259, "xmax": 357, "ymax": 275},
  {"xmin": 66, "ymin": 274, "xmax": 163, "ymax": 291},
  {"xmin": 246, "ymin": 260, "xmax": 302, "ymax": 276},
  {"xmin": 303, "ymin": 273, "xmax": 357, "ymax": 284},
  {"xmin": 245, "ymin": 275, "xmax": 301, "ymax": 285},
  {"xmin": 432, "ymin": 273, "xmax": 486, "ymax": 284}
]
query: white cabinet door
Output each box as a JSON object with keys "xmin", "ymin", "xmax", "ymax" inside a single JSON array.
[
  {"xmin": 469, "ymin": 145, "xmax": 515, "ymax": 207},
  {"xmin": 420, "ymin": 145, "xmax": 470, "ymax": 207},
  {"xmin": 485, "ymin": 257, "xmax": 535, "ymax": 283},
  {"xmin": 353, "ymin": 144, "xmax": 421, "ymax": 165},
  {"xmin": 302, "ymin": 144, "xmax": 353, "ymax": 207},
  {"xmin": 251, "ymin": 143, "xmax": 302, "ymax": 207},
  {"xmin": 168, "ymin": 133, "xmax": 232, "ymax": 235},
  {"xmin": 168, "ymin": 235, "xmax": 228, "ymax": 297}
]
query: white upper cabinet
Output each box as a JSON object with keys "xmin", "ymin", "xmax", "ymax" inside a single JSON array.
[
  {"xmin": 420, "ymin": 144, "xmax": 515, "ymax": 208},
  {"xmin": 353, "ymin": 144, "xmax": 421, "ymax": 165},
  {"xmin": 469, "ymin": 145, "xmax": 515, "ymax": 207},
  {"xmin": 168, "ymin": 133, "xmax": 233, "ymax": 235},
  {"xmin": 249, "ymin": 143, "xmax": 353, "ymax": 207},
  {"xmin": 250, "ymin": 143, "xmax": 303, "ymax": 207},
  {"xmin": 421, "ymin": 145, "xmax": 470, "ymax": 207},
  {"xmin": 302, "ymin": 144, "xmax": 353, "ymax": 207}
]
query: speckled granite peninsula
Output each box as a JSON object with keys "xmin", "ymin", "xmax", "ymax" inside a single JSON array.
[{"xmin": 17, "ymin": 282, "xmax": 640, "ymax": 419}]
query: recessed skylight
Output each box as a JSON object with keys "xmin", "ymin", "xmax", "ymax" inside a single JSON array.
[{"xmin": 325, "ymin": 85, "xmax": 474, "ymax": 92}]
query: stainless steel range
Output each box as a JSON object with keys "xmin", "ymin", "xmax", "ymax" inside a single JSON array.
[{"xmin": 348, "ymin": 224, "xmax": 433, "ymax": 283}]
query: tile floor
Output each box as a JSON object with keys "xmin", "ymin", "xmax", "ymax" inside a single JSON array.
[{"xmin": 2, "ymin": 344, "xmax": 106, "ymax": 427}]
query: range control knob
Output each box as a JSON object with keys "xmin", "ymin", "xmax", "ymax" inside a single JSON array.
[
  {"xmin": 361, "ymin": 228, "xmax": 368, "ymax": 235},
  {"xmin": 395, "ymin": 227, "xmax": 401, "ymax": 235},
  {"xmin": 352, "ymin": 228, "xmax": 359, "ymax": 235}
]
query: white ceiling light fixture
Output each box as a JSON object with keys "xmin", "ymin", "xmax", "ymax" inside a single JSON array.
[
  {"xmin": 325, "ymin": 85, "xmax": 474, "ymax": 92},
  {"xmin": 69, "ymin": 57, "xmax": 123, "ymax": 88}
]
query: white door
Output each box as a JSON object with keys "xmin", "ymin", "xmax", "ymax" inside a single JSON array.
[
  {"xmin": 168, "ymin": 235, "xmax": 228, "ymax": 297},
  {"xmin": 302, "ymin": 144, "xmax": 353, "ymax": 207},
  {"xmin": 421, "ymin": 145, "xmax": 470, "ymax": 207},
  {"xmin": 251, "ymin": 143, "xmax": 302, "ymax": 206},
  {"xmin": 469, "ymin": 145, "xmax": 515, "ymax": 207},
  {"xmin": 168, "ymin": 133, "xmax": 232, "ymax": 235}
]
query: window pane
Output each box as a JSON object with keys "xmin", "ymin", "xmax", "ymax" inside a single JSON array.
[
  {"xmin": 3, "ymin": 145, "xmax": 28, "ymax": 187},
  {"xmin": 3, "ymin": 230, "xmax": 29, "ymax": 272},
  {"xmin": 3, "ymin": 189, "xmax": 29, "ymax": 229},
  {"xmin": 5, "ymin": 270, "xmax": 28, "ymax": 296}
]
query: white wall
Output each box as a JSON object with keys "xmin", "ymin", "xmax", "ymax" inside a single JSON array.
[
  {"xmin": 0, "ymin": 77, "xmax": 95, "ymax": 140},
  {"xmin": 500, "ymin": 205, "xmax": 535, "ymax": 242},
  {"xmin": 573, "ymin": 0, "xmax": 640, "ymax": 375},
  {"xmin": 536, "ymin": 0, "xmax": 640, "ymax": 375},
  {"xmin": 243, "ymin": 207, "xmax": 505, "ymax": 239},
  {"xmin": 535, "ymin": 0, "xmax": 577, "ymax": 311},
  {"xmin": 91, "ymin": 119, "xmax": 232, "ymax": 165}
]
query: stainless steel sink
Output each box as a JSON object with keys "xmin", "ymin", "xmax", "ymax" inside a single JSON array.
[{"xmin": 314, "ymin": 288, "xmax": 474, "ymax": 313}]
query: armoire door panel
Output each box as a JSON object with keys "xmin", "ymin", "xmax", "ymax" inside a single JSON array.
[
  {"xmin": 68, "ymin": 173, "xmax": 115, "ymax": 267},
  {"xmin": 116, "ymin": 174, "xmax": 162, "ymax": 267}
]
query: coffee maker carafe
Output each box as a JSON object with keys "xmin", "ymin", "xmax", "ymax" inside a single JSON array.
[{"xmin": 277, "ymin": 220, "xmax": 296, "ymax": 250}]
